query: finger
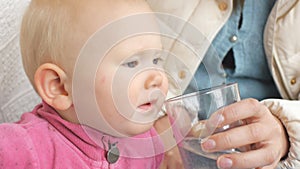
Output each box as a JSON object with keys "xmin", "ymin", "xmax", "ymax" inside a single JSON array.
[
  {"xmin": 260, "ymin": 163, "xmax": 278, "ymax": 169},
  {"xmin": 214, "ymin": 99, "xmax": 267, "ymax": 126},
  {"xmin": 158, "ymin": 161, "xmax": 167, "ymax": 169},
  {"xmin": 202, "ymin": 122, "xmax": 270, "ymax": 152},
  {"xmin": 163, "ymin": 146, "xmax": 184, "ymax": 169},
  {"xmin": 217, "ymin": 145, "xmax": 280, "ymax": 169},
  {"xmin": 165, "ymin": 160, "xmax": 184, "ymax": 169},
  {"xmin": 169, "ymin": 150, "xmax": 184, "ymax": 169}
]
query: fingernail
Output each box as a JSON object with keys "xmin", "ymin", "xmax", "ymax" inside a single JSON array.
[
  {"xmin": 218, "ymin": 157, "xmax": 232, "ymax": 169},
  {"xmin": 202, "ymin": 139, "xmax": 216, "ymax": 151}
]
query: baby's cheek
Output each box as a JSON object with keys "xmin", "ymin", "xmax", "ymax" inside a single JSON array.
[
  {"xmin": 95, "ymin": 75, "xmax": 108, "ymax": 99},
  {"xmin": 128, "ymin": 87, "xmax": 138, "ymax": 106},
  {"xmin": 162, "ymin": 77, "xmax": 169, "ymax": 95},
  {"xmin": 100, "ymin": 76, "xmax": 106, "ymax": 84}
]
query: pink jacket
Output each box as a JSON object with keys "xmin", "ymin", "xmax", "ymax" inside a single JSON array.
[{"xmin": 0, "ymin": 102, "xmax": 164, "ymax": 169}]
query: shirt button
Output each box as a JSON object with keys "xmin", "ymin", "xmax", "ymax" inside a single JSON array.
[
  {"xmin": 218, "ymin": 1, "xmax": 228, "ymax": 11},
  {"xmin": 230, "ymin": 35, "xmax": 238, "ymax": 43},
  {"xmin": 178, "ymin": 70, "xmax": 186, "ymax": 79},
  {"xmin": 291, "ymin": 78, "xmax": 297, "ymax": 85}
]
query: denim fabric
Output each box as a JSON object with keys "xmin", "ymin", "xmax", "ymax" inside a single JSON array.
[{"xmin": 186, "ymin": 0, "xmax": 281, "ymax": 100}]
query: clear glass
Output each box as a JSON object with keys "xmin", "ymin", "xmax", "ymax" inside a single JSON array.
[{"xmin": 165, "ymin": 83, "xmax": 241, "ymax": 169}]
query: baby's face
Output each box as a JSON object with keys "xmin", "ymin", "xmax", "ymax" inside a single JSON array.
[
  {"xmin": 69, "ymin": 0, "xmax": 168, "ymax": 136},
  {"xmin": 95, "ymin": 34, "xmax": 168, "ymax": 136}
]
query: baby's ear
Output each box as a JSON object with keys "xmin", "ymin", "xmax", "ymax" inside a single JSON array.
[{"xmin": 34, "ymin": 63, "xmax": 72, "ymax": 110}]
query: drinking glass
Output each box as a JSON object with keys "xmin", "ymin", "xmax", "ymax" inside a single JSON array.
[{"xmin": 165, "ymin": 83, "xmax": 241, "ymax": 169}]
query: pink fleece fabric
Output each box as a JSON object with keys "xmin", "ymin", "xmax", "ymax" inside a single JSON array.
[{"xmin": 0, "ymin": 102, "xmax": 164, "ymax": 169}]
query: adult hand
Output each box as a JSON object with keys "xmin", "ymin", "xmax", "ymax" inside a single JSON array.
[
  {"xmin": 154, "ymin": 115, "xmax": 184, "ymax": 169},
  {"xmin": 201, "ymin": 98, "xmax": 289, "ymax": 169},
  {"xmin": 158, "ymin": 145, "xmax": 183, "ymax": 169}
]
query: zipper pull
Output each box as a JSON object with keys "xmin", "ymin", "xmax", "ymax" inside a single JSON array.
[{"xmin": 107, "ymin": 140, "xmax": 119, "ymax": 164}]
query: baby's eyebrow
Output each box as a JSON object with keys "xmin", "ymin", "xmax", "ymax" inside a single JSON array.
[{"xmin": 122, "ymin": 56, "xmax": 139, "ymax": 62}]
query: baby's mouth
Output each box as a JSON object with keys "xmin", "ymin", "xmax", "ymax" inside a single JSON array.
[{"xmin": 137, "ymin": 100, "xmax": 157, "ymax": 111}]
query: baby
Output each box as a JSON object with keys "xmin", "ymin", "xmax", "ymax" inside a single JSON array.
[{"xmin": 0, "ymin": 0, "xmax": 172, "ymax": 168}]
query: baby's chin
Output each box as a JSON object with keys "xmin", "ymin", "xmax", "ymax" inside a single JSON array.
[{"xmin": 116, "ymin": 122, "xmax": 155, "ymax": 137}]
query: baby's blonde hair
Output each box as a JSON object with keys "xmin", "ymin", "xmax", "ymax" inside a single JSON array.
[
  {"xmin": 20, "ymin": 0, "xmax": 81, "ymax": 85},
  {"xmin": 21, "ymin": 0, "xmax": 151, "ymax": 87}
]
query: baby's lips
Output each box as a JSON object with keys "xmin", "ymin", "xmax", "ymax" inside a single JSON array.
[{"xmin": 137, "ymin": 101, "xmax": 153, "ymax": 111}]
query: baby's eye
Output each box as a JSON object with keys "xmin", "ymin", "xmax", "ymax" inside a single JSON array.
[
  {"xmin": 153, "ymin": 58, "xmax": 163, "ymax": 65},
  {"xmin": 122, "ymin": 60, "xmax": 139, "ymax": 68}
]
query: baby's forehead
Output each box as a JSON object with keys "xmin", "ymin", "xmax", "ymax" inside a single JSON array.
[
  {"xmin": 72, "ymin": 0, "xmax": 154, "ymax": 47},
  {"xmin": 71, "ymin": 1, "xmax": 157, "ymax": 55},
  {"xmin": 76, "ymin": 0, "xmax": 152, "ymax": 22},
  {"xmin": 103, "ymin": 34, "xmax": 162, "ymax": 60},
  {"xmin": 62, "ymin": 0, "xmax": 154, "ymax": 62}
]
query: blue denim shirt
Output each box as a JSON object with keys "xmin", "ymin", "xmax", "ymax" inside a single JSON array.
[{"xmin": 186, "ymin": 0, "xmax": 281, "ymax": 100}]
